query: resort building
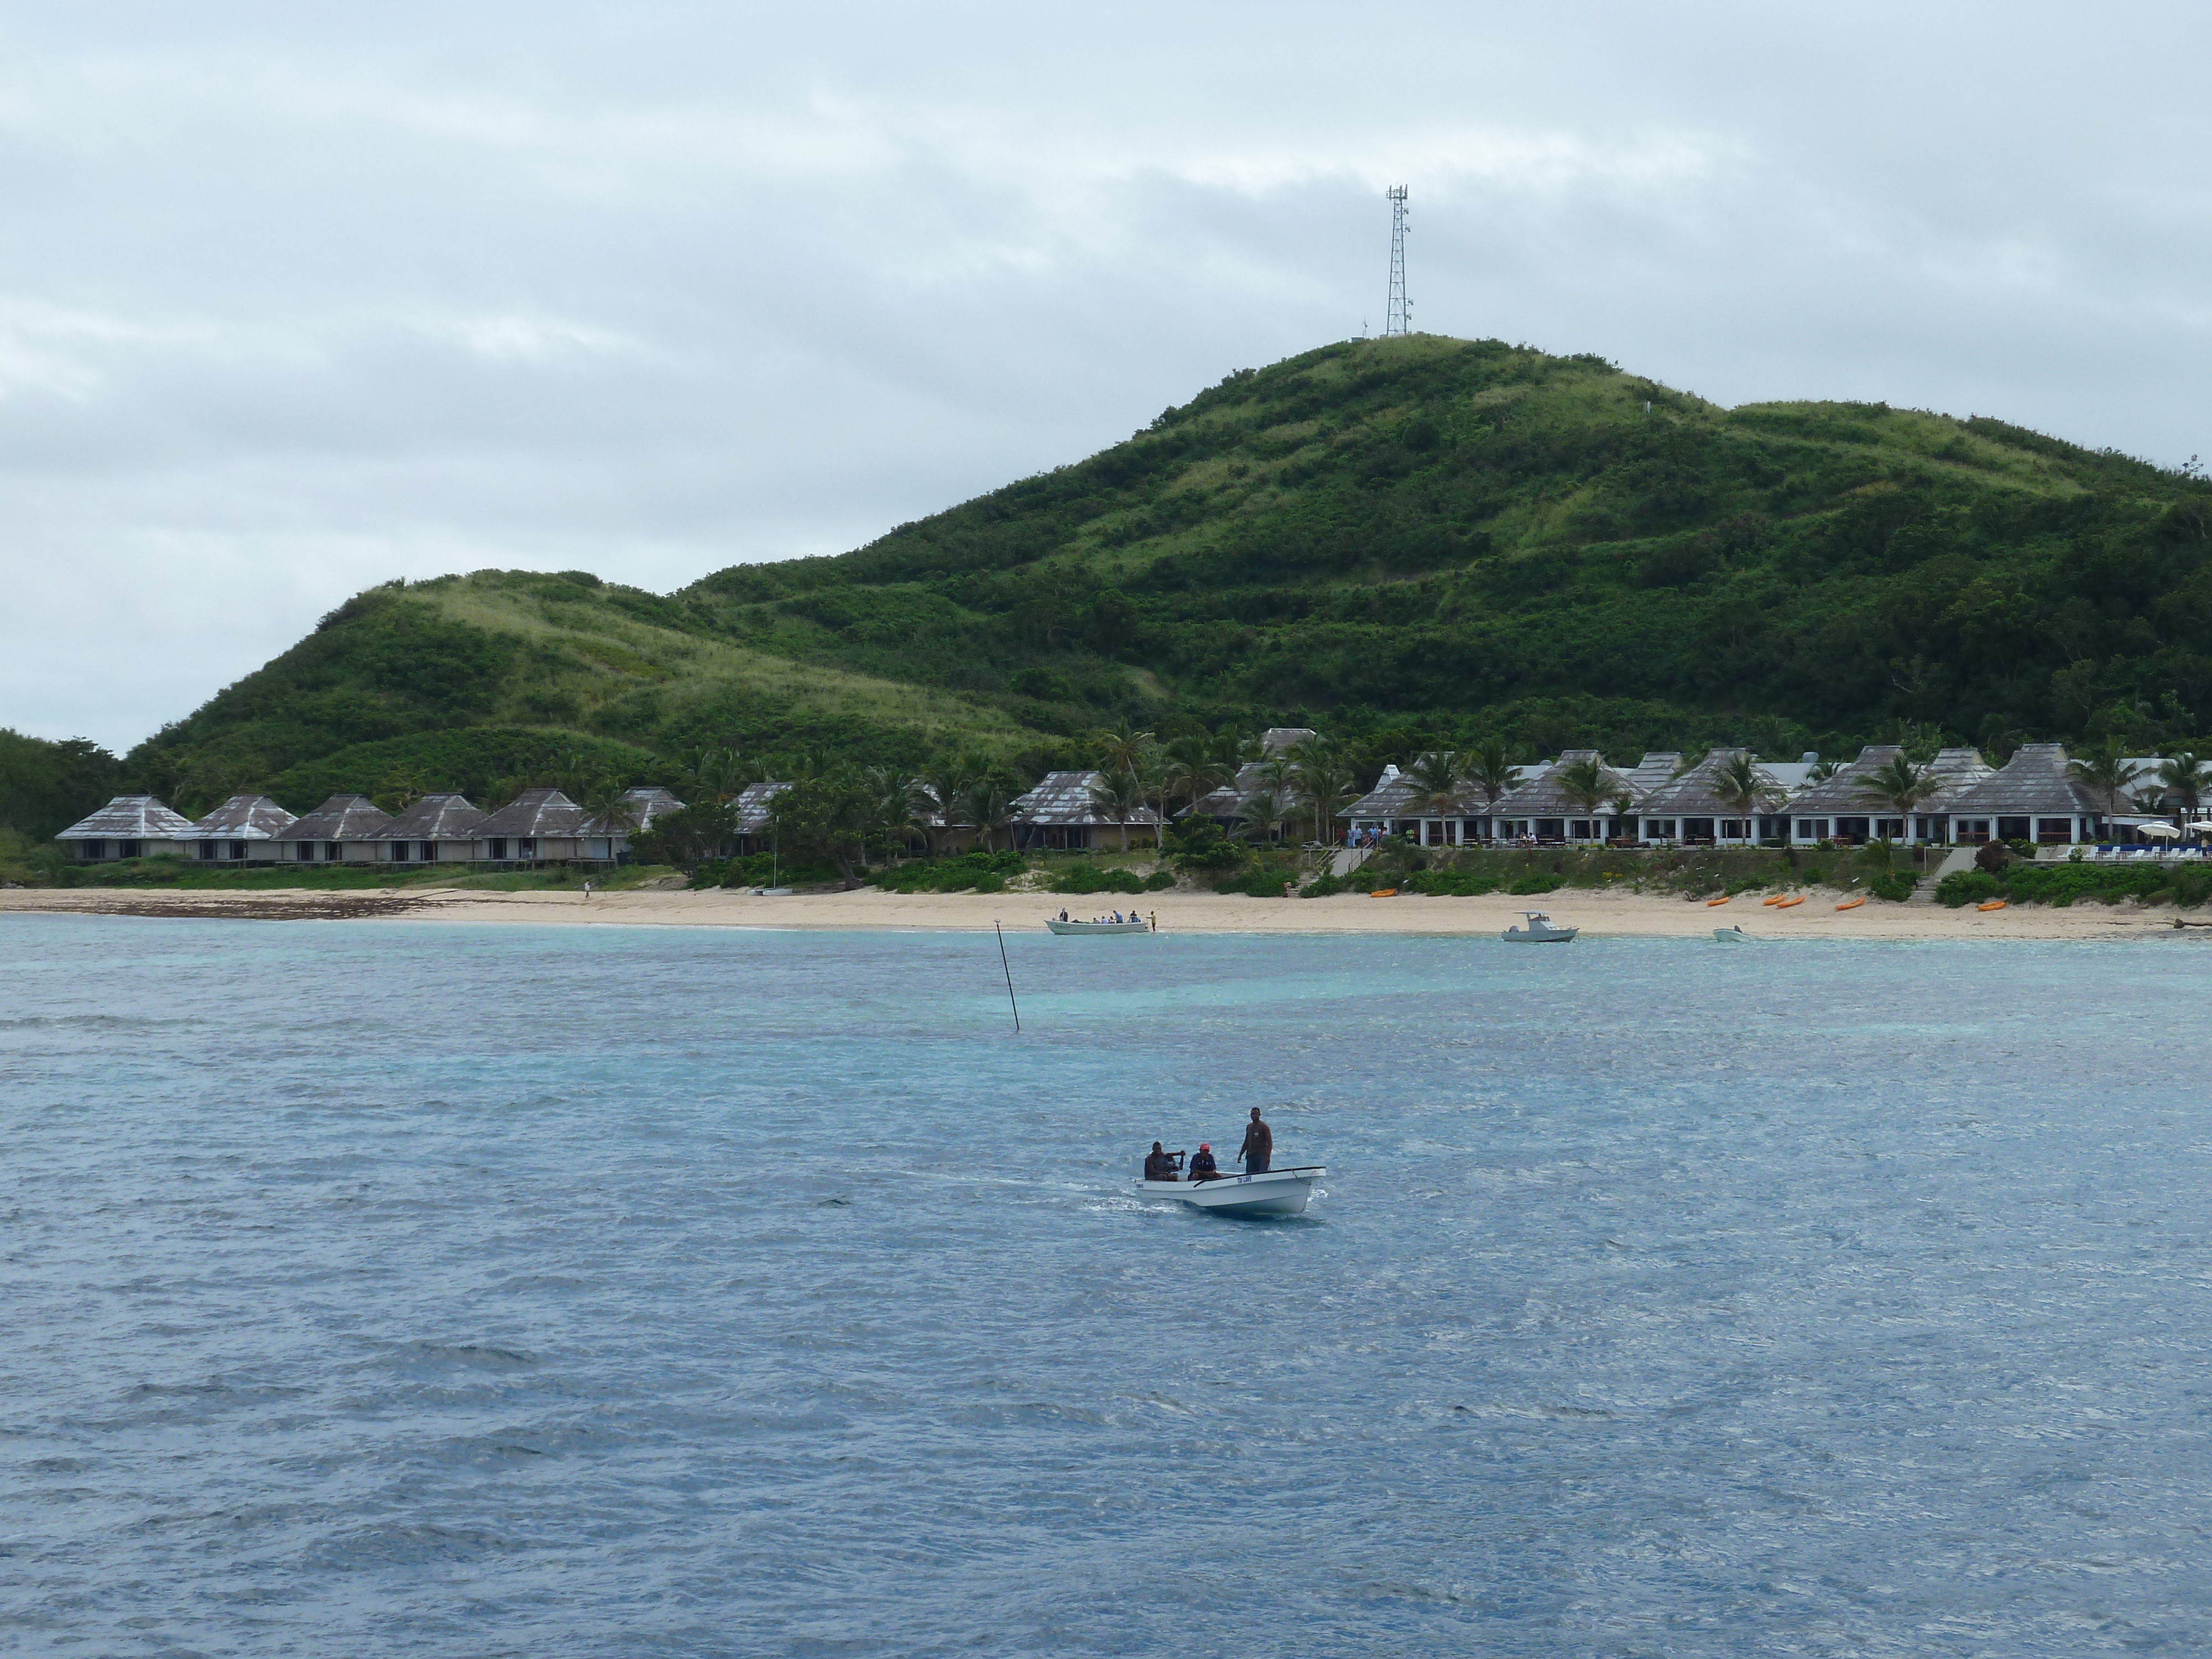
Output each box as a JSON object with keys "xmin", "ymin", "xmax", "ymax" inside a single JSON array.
[
  {"xmin": 467, "ymin": 788, "xmax": 593, "ymax": 866},
  {"xmin": 1008, "ymin": 770, "xmax": 1161, "ymax": 852},
  {"xmin": 369, "ymin": 794, "xmax": 487, "ymax": 864},
  {"xmin": 1185, "ymin": 727, "xmax": 1318, "ymax": 828},
  {"xmin": 731, "ymin": 781, "xmax": 792, "ymax": 855},
  {"xmin": 1489, "ymin": 750, "xmax": 1646, "ymax": 845},
  {"xmin": 274, "ymin": 794, "xmax": 394, "ymax": 864},
  {"xmin": 1341, "ymin": 764, "xmax": 1421, "ymax": 840},
  {"xmin": 183, "ymin": 794, "xmax": 297, "ymax": 863},
  {"xmin": 55, "ymin": 795, "xmax": 198, "ymax": 861},
  {"xmin": 1630, "ymin": 749, "xmax": 1793, "ymax": 845},
  {"xmin": 1782, "ymin": 747, "xmax": 1906, "ymax": 846},
  {"xmin": 1942, "ymin": 743, "xmax": 2111, "ymax": 846}
]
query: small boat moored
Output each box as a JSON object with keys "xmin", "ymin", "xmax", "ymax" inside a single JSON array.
[
  {"xmin": 1712, "ymin": 924, "xmax": 1755, "ymax": 942},
  {"xmin": 1046, "ymin": 915, "xmax": 1152, "ymax": 935},
  {"xmin": 1503, "ymin": 909, "xmax": 1578, "ymax": 943},
  {"xmin": 1136, "ymin": 1166, "xmax": 1326, "ymax": 1217}
]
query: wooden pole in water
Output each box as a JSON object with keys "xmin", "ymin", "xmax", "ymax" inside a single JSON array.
[{"xmin": 994, "ymin": 919, "xmax": 1021, "ymax": 1033}]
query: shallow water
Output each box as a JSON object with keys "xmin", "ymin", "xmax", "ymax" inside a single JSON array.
[{"xmin": 4, "ymin": 915, "xmax": 2210, "ymax": 1656}]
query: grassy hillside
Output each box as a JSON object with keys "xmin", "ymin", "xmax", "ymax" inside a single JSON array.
[{"xmin": 114, "ymin": 332, "xmax": 2212, "ymax": 815}]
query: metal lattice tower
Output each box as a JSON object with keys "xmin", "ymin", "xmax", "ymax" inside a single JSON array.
[{"xmin": 1384, "ymin": 186, "xmax": 1410, "ymax": 336}]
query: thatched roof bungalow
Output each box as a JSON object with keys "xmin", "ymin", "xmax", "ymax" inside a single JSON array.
[
  {"xmin": 467, "ymin": 789, "xmax": 591, "ymax": 865},
  {"xmin": 580, "ymin": 786, "xmax": 687, "ymax": 860},
  {"xmin": 1009, "ymin": 770, "xmax": 1161, "ymax": 852},
  {"xmin": 369, "ymin": 794, "xmax": 486, "ymax": 864},
  {"xmin": 274, "ymin": 794, "xmax": 394, "ymax": 864},
  {"xmin": 731, "ymin": 781, "xmax": 792, "ymax": 854},
  {"xmin": 1943, "ymin": 744, "xmax": 2108, "ymax": 845},
  {"xmin": 181, "ymin": 794, "xmax": 297, "ymax": 864},
  {"xmin": 55, "ymin": 795, "xmax": 198, "ymax": 862},
  {"xmin": 1185, "ymin": 728, "xmax": 1317, "ymax": 825},
  {"xmin": 1488, "ymin": 750, "xmax": 1647, "ymax": 845},
  {"xmin": 1633, "ymin": 750, "xmax": 1793, "ymax": 846}
]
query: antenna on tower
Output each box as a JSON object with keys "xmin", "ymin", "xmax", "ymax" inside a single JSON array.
[{"xmin": 1385, "ymin": 186, "xmax": 1410, "ymax": 336}]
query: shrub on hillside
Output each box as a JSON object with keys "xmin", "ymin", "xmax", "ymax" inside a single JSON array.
[
  {"xmin": 1868, "ymin": 871, "xmax": 1918, "ymax": 902},
  {"xmin": 1052, "ymin": 862, "xmax": 1145, "ymax": 895},
  {"xmin": 874, "ymin": 850, "xmax": 1026, "ymax": 893}
]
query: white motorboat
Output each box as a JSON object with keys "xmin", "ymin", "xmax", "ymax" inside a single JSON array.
[
  {"xmin": 1046, "ymin": 916, "xmax": 1152, "ymax": 935},
  {"xmin": 1502, "ymin": 909, "xmax": 1578, "ymax": 943},
  {"xmin": 1712, "ymin": 924, "xmax": 1754, "ymax": 942},
  {"xmin": 1136, "ymin": 1166, "xmax": 1324, "ymax": 1217}
]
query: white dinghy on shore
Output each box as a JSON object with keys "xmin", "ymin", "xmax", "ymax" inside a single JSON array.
[
  {"xmin": 1136, "ymin": 1167, "xmax": 1325, "ymax": 1217},
  {"xmin": 1046, "ymin": 915, "xmax": 1152, "ymax": 935}
]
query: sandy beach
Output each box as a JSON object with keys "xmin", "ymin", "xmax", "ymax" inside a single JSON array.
[{"xmin": 1, "ymin": 882, "xmax": 2194, "ymax": 940}]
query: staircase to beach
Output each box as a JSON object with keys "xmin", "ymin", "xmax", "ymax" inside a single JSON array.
[
  {"xmin": 1907, "ymin": 847, "xmax": 1979, "ymax": 906},
  {"xmin": 1331, "ymin": 845, "xmax": 1375, "ymax": 879}
]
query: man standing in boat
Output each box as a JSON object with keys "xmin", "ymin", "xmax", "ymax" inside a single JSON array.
[{"xmin": 1239, "ymin": 1107, "xmax": 1272, "ymax": 1175}]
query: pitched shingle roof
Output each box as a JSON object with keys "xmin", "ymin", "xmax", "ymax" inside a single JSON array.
[
  {"xmin": 1344, "ymin": 764, "xmax": 1422, "ymax": 820},
  {"xmin": 1010, "ymin": 771, "xmax": 1162, "ymax": 827},
  {"xmin": 580, "ymin": 785, "xmax": 686, "ymax": 837},
  {"xmin": 470, "ymin": 789, "xmax": 588, "ymax": 839},
  {"xmin": 186, "ymin": 794, "xmax": 297, "ymax": 840},
  {"xmin": 372, "ymin": 794, "xmax": 487, "ymax": 841},
  {"xmin": 1637, "ymin": 749, "xmax": 1791, "ymax": 818},
  {"xmin": 1494, "ymin": 750, "xmax": 1645, "ymax": 817},
  {"xmin": 733, "ymin": 781, "xmax": 791, "ymax": 833},
  {"xmin": 1944, "ymin": 744, "xmax": 2103, "ymax": 816},
  {"xmin": 55, "ymin": 795, "xmax": 197, "ymax": 840},
  {"xmin": 1780, "ymin": 746, "xmax": 1905, "ymax": 814},
  {"xmin": 276, "ymin": 794, "xmax": 395, "ymax": 842}
]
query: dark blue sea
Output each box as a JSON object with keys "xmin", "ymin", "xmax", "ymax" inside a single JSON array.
[{"xmin": 4, "ymin": 914, "xmax": 2210, "ymax": 1656}]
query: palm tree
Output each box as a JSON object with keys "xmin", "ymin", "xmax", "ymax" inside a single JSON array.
[
  {"xmin": 1718, "ymin": 752, "xmax": 1782, "ymax": 842},
  {"xmin": 1808, "ymin": 755, "xmax": 1842, "ymax": 781},
  {"xmin": 2156, "ymin": 751, "xmax": 2212, "ymax": 820},
  {"xmin": 1251, "ymin": 756, "xmax": 1298, "ymax": 841},
  {"xmin": 1288, "ymin": 735, "xmax": 1358, "ymax": 847},
  {"xmin": 917, "ymin": 754, "xmax": 985, "ymax": 853},
  {"xmin": 1405, "ymin": 750, "xmax": 1467, "ymax": 847},
  {"xmin": 1093, "ymin": 718, "xmax": 1154, "ymax": 782},
  {"xmin": 1162, "ymin": 735, "xmax": 1224, "ymax": 812},
  {"xmin": 1466, "ymin": 740, "xmax": 1524, "ymax": 816},
  {"xmin": 1557, "ymin": 757, "xmax": 1611, "ymax": 825},
  {"xmin": 2068, "ymin": 741, "xmax": 2144, "ymax": 838},
  {"xmin": 962, "ymin": 777, "xmax": 1016, "ymax": 854},
  {"xmin": 1088, "ymin": 767, "xmax": 1150, "ymax": 853},
  {"xmin": 1853, "ymin": 753, "xmax": 1936, "ymax": 838},
  {"xmin": 862, "ymin": 766, "xmax": 924, "ymax": 867},
  {"xmin": 577, "ymin": 773, "xmax": 640, "ymax": 865}
]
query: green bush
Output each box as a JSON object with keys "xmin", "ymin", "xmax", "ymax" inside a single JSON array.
[
  {"xmin": 1215, "ymin": 868, "xmax": 1300, "ymax": 898},
  {"xmin": 1298, "ymin": 873, "xmax": 1348, "ymax": 898},
  {"xmin": 1937, "ymin": 870, "xmax": 2000, "ymax": 906},
  {"xmin": 1165, "ymin": 817, "xmax": 1244, "ymax": 873},
  {"xmin": 973, "ymin": 872, "xmax": 1006, "ymax": 894},
  {"xmin": 1867, "ymin": 871, "xmax": 1918, "ymax": 902},
  {"xmin": 872, "ymin": 849, "xmax": 1026, "ymax": 892},
  {"xmin": 1052, "ymin": 862, "xmax": 1145, "ymax": 895},
  {"xmin": 1506, "ymin": 873, "xmax": 1565, "ymax": 896},
  {"xmin": 1405, "ymin": 868, "xmax": 1501, "ymax": 896},
  {"xmin": 1142, "ymin": 868, "xmax": 1176, "ymax": 891}
]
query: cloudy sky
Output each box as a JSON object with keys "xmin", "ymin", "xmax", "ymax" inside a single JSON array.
[{"xmin": 4, "ymin": 3, "xmax": 2206, "ymax": 750}]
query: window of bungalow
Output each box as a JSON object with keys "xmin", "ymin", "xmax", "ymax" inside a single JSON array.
[
  {"xmin": 1683, "ymin": 818, "xmax": 1715, "ymax": 842},
  {"xmin": 2036, "ymin": 818, "xmax": 2073, "ymax": 843},
  {"xmin": 420, "ymin": 842, "xmax": 436, "ymax": 862},
  {"xmin": 1646, "ymin": 819, "xmax": 1676, "ymax": 839},
  {"xmin": 1876, "ymin": 818, "xmax": 1904, "ymax": 840},
  {"xmin": 390, "ymin": 841, "xmax": 410, "ymax": 862},
  {"xmin": 229, "ymin": 841, "xmax": 246, "ymax": 860},
  {"xmin": 199, "ymin": 840, "xmax": 218, "ymax": 860},
  {"xmin": 1997, "ymin": 817, "xmax": 2030, "ymax": 841},
  {"xmin": 1719, "ymin": 820, "xmax": 1745, "ymax": 839},
  {"xmin": 82, "ymin": 839, "xmax": 103, "ymax": 859},
  {"xmin": 325, "ymin": 841, "xmax": 342, "ymax": 861},
  {"xmin": 519, "ymin": 837, "xmax": 537, "ymax": 859}
]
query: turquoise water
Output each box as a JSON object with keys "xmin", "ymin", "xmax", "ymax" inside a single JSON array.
[{"xmin": 4, "ymin": 915, "xmax": 2211, "ymax": 1655}]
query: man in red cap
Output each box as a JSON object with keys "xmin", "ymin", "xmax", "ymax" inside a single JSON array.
[{"xmin": 1187, "ymin": 1142, "xmax": 1220, "ymax": 1181}]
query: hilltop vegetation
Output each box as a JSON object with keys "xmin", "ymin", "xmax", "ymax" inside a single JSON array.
[{"xmin": 37, "ymin": 332, "xmax": 2212, "ymax": 823}]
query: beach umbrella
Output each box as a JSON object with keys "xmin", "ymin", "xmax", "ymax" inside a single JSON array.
[{"xmin": 2136, "ymin": 821, "xmax": 2181, "ymax": 839}]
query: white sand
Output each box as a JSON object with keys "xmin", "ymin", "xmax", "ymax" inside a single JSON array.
[{"xmin": 2, "ymin": 883, "xmax": 2189, "ymax": 940}]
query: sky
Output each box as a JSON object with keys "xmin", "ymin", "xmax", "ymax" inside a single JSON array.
[{"xmin": 4, "ymin": 3, "xmax": 2208, "ymax": 752}]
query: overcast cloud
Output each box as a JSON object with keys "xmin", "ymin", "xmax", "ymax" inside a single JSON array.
[{"xmin": 3, "ymin": 3, "xmax": 2206, "ymax": 750}]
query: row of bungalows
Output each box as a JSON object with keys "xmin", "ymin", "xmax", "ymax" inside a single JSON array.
[
  {"xmin": 57, "ymin": 786, "xmax": 687, "ymax": 865},
  {"xmin": 1343, "ymin": 740, "xmax": 2172, "ymax": 849}
]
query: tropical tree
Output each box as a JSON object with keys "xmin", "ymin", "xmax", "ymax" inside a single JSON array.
[
  {"xmin": 577, "ymin": 772, "xmax": 642, "ymax": 864},
  {"xmin": 1088, "ymin": 767, "xmax": 1150, "ymax": 853},
  {"xmin": 1092, "ymin": 718, "xmax": 1154, "ymax": 783},
  {"xmin": 916, "ymin": 753, "xmax": 986, "ymax": 853},
  {"xmin": 862, "ymin": 766, "xmax": 924, "ymax": 867},
  {"xmin": 2068, "ymin": 741, "xmax": 2144, "ymax": 837},
  {"xmin": 1162, "ymin": 735, "xmax": 1227, "ymax": 813},
  {"xmin": 1809, "ymin": 756, "xmax": 1843, "ymax": 781},
  {"xmin": 1288, "ymin": 735, "xmax": 1358, "ymax": 847},
  {"xmin": 1557, "ymin": 757, "xmax": 1611, "ymax": 823},
  {"xmin": 1718, "ymin": 752, "xmax": 1782, "ymax": 839},
  {"xmin": 769, "ymin": 771, "xmax": 871, "ymax": 884},
  {"xmin": 1853, "ymin": 754, "xmax": 1936, "ymax": 834},
  {"xmin": 1466, "ymin": 740, "xmax": 1524, "ymax": 812},
  {"xmin": 2156, "ymin": 750, "xmax": 2212, "ymax": 818},
  {"xmin": 1405, "ymin": 750, "xmax": 1467, "ymax": 844},
  {"xmin": 961, "ymin": 776, "xmax": 1016, "ymax": 854}
]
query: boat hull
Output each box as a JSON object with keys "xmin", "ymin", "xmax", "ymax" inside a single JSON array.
[
  {"xmin": 1046, "ymin": 919, "xmax": 1151, "ymax": 934},
  {"xmin": 1502, "ymin": 927, "xmax": 1578, "ymax": 943},
  {"xmin": 1136, "ymin": 1166, "xmax": 1323, "ymax": 1217}
]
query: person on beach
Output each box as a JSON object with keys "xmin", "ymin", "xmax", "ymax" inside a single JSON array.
[
  {"xmin": 1188, "ymin": 1142, "xmax": 1219, "ymax": 1181},
  {"xmin": 583, "ymin": 880, "xmax": 593, "ymax": 900},
  {"xmin": 1144, "ymin": 1142, "xmax": 1178, "ymax": 1182},
  {"xmin": 1239, "ymin": 1108, "xmax": 1272, "ymax": 1174}
]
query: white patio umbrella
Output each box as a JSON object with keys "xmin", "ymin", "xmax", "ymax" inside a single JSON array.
[{"xmin": 2136, "ymin": 821, "xmax": 2182, "ymax": 840}]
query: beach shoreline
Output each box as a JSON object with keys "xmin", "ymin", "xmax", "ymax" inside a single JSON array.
[{"xmin": 0, "ymin": 883, "xmax": 2190, "ymax": 940}]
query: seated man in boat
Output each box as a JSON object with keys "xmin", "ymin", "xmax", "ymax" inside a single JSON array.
[
  {"xmin": 1187, "ymin": 1142, "xmax": 1220, "ymax": 1181},
  {"xmin": 1144, "ymin": 1142, "xmax": 1180, "ymax": 1182}
]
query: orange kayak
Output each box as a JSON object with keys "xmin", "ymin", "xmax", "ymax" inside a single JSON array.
[
  {"xmin": 1369, "ymin": 889, "xmax": 1397, "ymax": 899},
  {"xmin": 1707, "ymin": 895, "xmax": 1731, "ymax": 907},
  {"xmin": 1761, "ymin": 894, "xmax": 1785, "ymax": 906},
  {"xmin": 1775, "ymin": 895, "xmax": 1804, "ymax": 909},
  {"xmin": 1835, "ymin": 896, "xmax": 1866, "ymax": 911},
  {"xmin": 1978, "ymin": 899, "xmax": 2006, "ymax": 912}
]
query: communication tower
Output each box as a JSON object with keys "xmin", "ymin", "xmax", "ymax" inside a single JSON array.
[{"xmin": 1384, "ymin": 186, "xmax": 1410, "ymax": 336}]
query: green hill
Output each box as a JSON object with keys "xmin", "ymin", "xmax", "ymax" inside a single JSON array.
[{"xmin": 110, "ymin": 333, "xmax": 2212, "ymax": 815}]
